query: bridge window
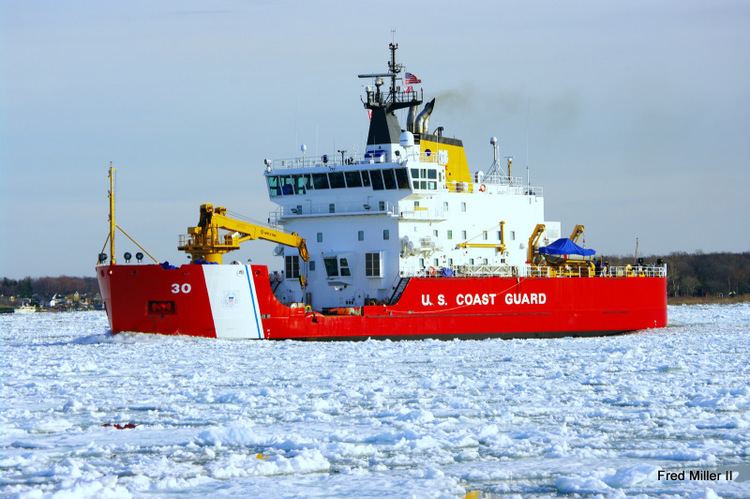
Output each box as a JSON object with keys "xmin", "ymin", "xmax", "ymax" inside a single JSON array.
[
  {"xmin": 317, "ymin": 232, "xmax": 323, "ymax": 243},
  {"xmin": 344, "ymin": 171, "xmax": 362, "ymax": 188},
  {"xmin": 358, "ymin": 230, "xmax": 364, "ymax": 241},
  {"xmin": 427, "ymin": 169, "xmax": 437, "ymax": 180},
  {"xmin": 395, "ymin": 168, "xmax": 409, "ymax": 188},
  {"xmin": 483, "ymin": 231, "xmax": 488, "ymax": 240},
  {"xmin": 309, "ymin": 260, "xmax": 316, "ymax": 271},
  {"xmin": 447, "ymin": 230, "xmax": 453, "ymax": 240},
  {"xmin": 360, "ymin": 170, "xmax": 371, "ymax": 187},
  {"xmin": 383, "ymin": 229, "xmax": 389, "ymax": 240},
  {"xmin": 267, "ymin": 176, "xmax": 281, "ymax": 197},
  {"xmin": 365, "ymin": 252, "xmax": 382, "ymax": 277},
  {"xmin": 370, "ymin": 170, "xmax": 385, "ymax": 190},
  {"xmin": 328, "ymin": 171, "xmax": 345, "ymax": 188},
  {"xmin": 329, "ymin": 203, "xmax": 335, "ymax": 213},
  {"xmin": 382, "ymin": 168, "xmax": 397, "ymax": 190},
  {"xmin": 280, "ymin": 176, "xmax": 295, "ymax": 195},
  {"xmin": 312, "ymin": 173, "xmax": 329, "ymax": 189},
  {"xmin": 462, "ymin": 230, "xmax": 467, "ymax": 239},
  {"xmin": 285, "ymin": 255, "xmax": 300, "ymax": 279},
  {"xmin": 410, "ymin": 168, "xmax": 419, "ymax": 178},
  {"xmin": 294, "ymin": 174, "xmax": 311, "ymax": 194}
]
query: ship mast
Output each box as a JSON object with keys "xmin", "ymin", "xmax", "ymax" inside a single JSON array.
[
  {"xmin": 108, "ymin": 162, "xmax": 116, "ymax": 265},
  {"xmin": 358, "ymin": 42, "xmax": 422, "ymax": 146},
  {"xmin": 387, "ymin": 42, "xmax": 401, "ymax": 100}
]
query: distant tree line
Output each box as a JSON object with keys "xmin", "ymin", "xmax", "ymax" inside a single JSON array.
[
  {"xmin": 0, "ymin": 276, "xmax": 99, "ymax": 301},
  {"xmin": 2, "ymin": 251, "xmax": 749, "ymax": 300},
  {"xmin": 604, "ymin": 252, "xmax": 750, "ymax": 298}
]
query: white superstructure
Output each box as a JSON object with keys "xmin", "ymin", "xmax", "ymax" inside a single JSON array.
[{"xmin": 265, "ymin": 43, "xmax": 560, "ymax": 309}]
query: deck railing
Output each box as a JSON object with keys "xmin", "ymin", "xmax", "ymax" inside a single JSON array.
[
  {"xmin": 525, "ymin": 264, "xmax": 667, "ymax": 278},
  {"xmin": 399, "ymin": 264, "xmax": 667, "ymax": 279},
  {"xmin": 269, "ymin": 201, "xmax": 450, "ymax": 222},
  {"xmin": 270, "ymin": 200, "xmax": 398, "ymax": 222}
]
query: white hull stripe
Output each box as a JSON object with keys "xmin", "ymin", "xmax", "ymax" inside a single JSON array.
[
  {"xmin": 203, "ymin": 265, "xmax": 264, "ymax": 339},
  {"xmin": 244, "ymin": 265, "xmax": 263, "ymax": 339}
]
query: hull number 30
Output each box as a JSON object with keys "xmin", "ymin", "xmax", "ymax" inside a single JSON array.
[{"xmin": 171, "ymin": 283, "xmax": 192, "ymax": 294}]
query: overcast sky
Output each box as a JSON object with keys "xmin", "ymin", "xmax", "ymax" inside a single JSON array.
[{"xmin": 1, "ymin": 0, "xmax": 748, "ymax": 279}]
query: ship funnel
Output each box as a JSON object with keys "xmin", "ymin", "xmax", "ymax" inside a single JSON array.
[
  {"xmin": 406, "ymin": 104, "xmax": 418, "ymax": 133},
  {"xmin": 415, "ymin": 98, "xmax": 435, "ymax": 135}
]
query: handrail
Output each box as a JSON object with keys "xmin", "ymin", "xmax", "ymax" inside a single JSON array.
[
  {"xmin": 396, "ymin": 264, "xmax": 667, "ymax": 279},
  {"xmin": 525, "ymin": 264, "xmax": 667, "ymax": 278},
  {"xmin": 270, "ymin": 201, "xmax": 398, "ymax": 222}
]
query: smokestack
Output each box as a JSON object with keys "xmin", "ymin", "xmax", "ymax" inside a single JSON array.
[
  {"xmin": 415, "ymin": 98, "xmax": 435, "ymax": 135},
  {"xmin": 406, "ymin": 104, "xmax": 418, "ymax": 133}
]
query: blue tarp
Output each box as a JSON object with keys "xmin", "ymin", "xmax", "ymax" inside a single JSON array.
[{"xmin": 538, "ymin": 238, "xmax": 596, "ymax": 256}]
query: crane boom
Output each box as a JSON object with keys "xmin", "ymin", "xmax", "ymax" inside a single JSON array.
[
  {"xmin": 455, "ymin": 221, "xmax": 507, "ymax": 253},
  {"xmin": 178, "ymin": 203, "xmax": 310, "ymax": 264},
  {"xmin": 527, "ymin": 223, "xmax": 546, "ymax": 264},
  {"xmin": 569, "ymin": 224, "xmax": 585, "ymax": 244}
]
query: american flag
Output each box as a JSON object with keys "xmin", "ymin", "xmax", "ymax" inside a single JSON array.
[{"xmin": 404, "ymin": 72, "xmax": 421, "ymax": 84}]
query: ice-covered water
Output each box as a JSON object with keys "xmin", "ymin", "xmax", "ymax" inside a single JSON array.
[{"xmin": 1, "ymin": 305, "xmax": 749, "ymax": 498}]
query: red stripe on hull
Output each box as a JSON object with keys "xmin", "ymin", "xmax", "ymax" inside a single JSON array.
[{"xmin": 97, "ymin": 264, "xmax": 667, "ymax": 340}]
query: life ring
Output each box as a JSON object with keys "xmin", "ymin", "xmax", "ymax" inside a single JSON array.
[
  {"xmin": 428, "ymin": 266, "xmax": 438, "ymax": 277},
  {"xmin": 305, "ymin": 304, "xmax": 312, "ymax": 313},
  {"xmin": 478, "ymin": 183, "xmax": 486, "ymax": 192}
]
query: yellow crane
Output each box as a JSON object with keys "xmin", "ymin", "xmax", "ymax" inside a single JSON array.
[
  {"xmin": 455, "ymin": 221, "xmax": 507, "ymax": 253},
  {"xmin": 178, "ymin": 203, "xmax": 310, "ymax": 271},
  {"xmin": 569, "ymin": 224, "xmax": 585, "ymax": 244},
  {"xmin": 527, "ymin": 223, "xmax": 546, "ymax": 264}
]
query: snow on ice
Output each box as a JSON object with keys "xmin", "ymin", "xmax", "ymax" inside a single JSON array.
[{"xmin": 1, "ymin": 304, "xmax": 749, "ymax": 497}]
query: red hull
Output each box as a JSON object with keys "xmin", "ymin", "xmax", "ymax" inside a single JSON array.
[{"xmin": 97, "ymin": 263, "xmax": 667, "ymax": 340}]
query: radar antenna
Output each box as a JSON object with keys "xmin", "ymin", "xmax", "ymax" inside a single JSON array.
[{"xmin": 486, "ymin": 136, "xmax": 504, "ymax": 178}]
